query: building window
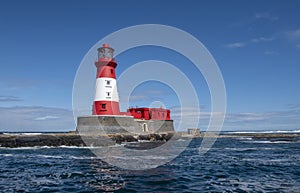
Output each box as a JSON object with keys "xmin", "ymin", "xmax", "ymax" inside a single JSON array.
[{"xmin": 101, "ymin": 104, "xmax": 106, "ymax": 109}]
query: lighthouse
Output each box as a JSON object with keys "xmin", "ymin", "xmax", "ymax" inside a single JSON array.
[
  {"xmin": 77, "ymin": 43, "xmax": 175, "ymax": 140},
  {"xmin": 93, "ymin": 44, "xmax": 120, "ymax": 115}
]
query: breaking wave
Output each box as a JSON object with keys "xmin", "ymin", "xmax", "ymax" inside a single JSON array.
[{"xmin": 227, "ymin": 129, "xmax": 300, "ymax": 134}]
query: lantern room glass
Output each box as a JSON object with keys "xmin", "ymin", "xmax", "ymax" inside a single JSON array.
[{"xmin": 98, "ymin": 47, "xmax": 114, "ymax": 59}]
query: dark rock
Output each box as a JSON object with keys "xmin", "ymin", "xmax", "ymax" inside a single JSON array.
[
  {"xmin": 123, "ymin": 135, "xmax": 138, "ymax": 143},
  {"xmin": 0, "ymin": 132, "xmax": 175, "ymax": 148},
  {"xmin": 138, "ymin": 135, "xmax": 150, "ymax": 141}
]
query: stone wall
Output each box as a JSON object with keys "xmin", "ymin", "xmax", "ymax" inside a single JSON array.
[
  {"xmin": 134, "ymin": 119, "xmax": 175, "ymax": 133},
  {"xmin": 77, "ymin": 116, "xmax": 134, "ymax": 134},
  {"xmin": 76, "ymin": 115, "xmax": 175, "ymax": 135}
]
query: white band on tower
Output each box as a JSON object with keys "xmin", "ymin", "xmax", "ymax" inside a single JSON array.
[{"xmin": 94, "ymin": 77, "xmax": 119, "ymax": 102}]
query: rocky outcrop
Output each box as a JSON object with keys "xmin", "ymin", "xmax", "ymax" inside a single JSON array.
[
  {"xmin": 0, "ymin": 133, "xmax": 174, "ymax": 148},
  {"xmin": 0, "ymin": 134, "xmax": 85, "ymax": 148}
]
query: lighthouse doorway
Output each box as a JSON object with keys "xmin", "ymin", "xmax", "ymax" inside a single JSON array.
[{"xmin": 142, "ymin": 123, "xmax": 148, "ymax": 132}]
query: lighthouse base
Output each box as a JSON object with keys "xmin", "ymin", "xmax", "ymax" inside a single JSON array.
[
  {"xmin": 76, "ymin": 115, "xmax": 175, "ymax": 135},
  {"xmin": 76, "ymin": 115, "xmax": 175, "ymax": 146}
]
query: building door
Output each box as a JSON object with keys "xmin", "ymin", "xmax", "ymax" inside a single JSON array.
[{"xmin": 142, "ymin": 123, "xmax": 148, "ymax": 132}]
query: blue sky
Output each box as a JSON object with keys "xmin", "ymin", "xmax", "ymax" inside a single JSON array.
[{"xmin": 0, "ymin": 0, "xmax": 300, "ymax": 131}]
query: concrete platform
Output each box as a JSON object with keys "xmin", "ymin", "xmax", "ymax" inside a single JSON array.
[{"xmin": 76, "ymin": 115, "xmax": 175, "ymax": 135}]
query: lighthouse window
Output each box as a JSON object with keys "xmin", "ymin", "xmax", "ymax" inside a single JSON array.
[
  {"xmin": 107, "ymin": 92, "xmax": 110, "ymax": 96},
  {"xmin": 101, "ymin": 104, "xmax": 106, "ymax": 109},
  {"xmin": 106, "ymin": 80, "xmax": 110, "ymax": 85},
  {"xmin": 111, "ymin": 69, "xmax": 113, "ymax": 74}
]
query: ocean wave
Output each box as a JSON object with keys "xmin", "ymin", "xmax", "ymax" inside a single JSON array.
[
  {"xmin": 243, "ymin": 140, "xmax": 298, "ymax": 144},
  {"xmin": 176, "ymin": 139, "xmax": 187, "ymax": 141},
  {"xmin": 242, "ymin": 157, "xmax": 297, "ymax": 163},
  {"xmin": 0, "ymin": 152, "xmax": 99, "ymax": 160},
  {"xmin": 68, "ymin": 155, "xmax": 98, "ymax": 160},
  {"xmin": 35, "ymin": 154, "xmax": 64, "ymax": 159},
  {"xmin": 227, "ymin": 129, "xmax": 300, "ymax": 134},
  {"xmin": 224, "ymin": 147, "xmax": 272, "ymax": 151},
  {"xmin": 237, "ymin": 137, "xmax": 253, "ymax": 140},
  {"xmin": 0, "ymin": 144, "xmax": 123, "ymax": 149},
  {"xmin": 0, "ymin": 153, "xmax": 14, "ymax": 157},
  {"xmin": 0, "ymin": 146, "xmax": 44, "ymax": 150},
  {"xmin": 2, "ymin": 132, "xmax": 43, "ymax": 135},
  {"xmin": 0, "ymin": 153, "xmax": 63, "ymax": 159}
]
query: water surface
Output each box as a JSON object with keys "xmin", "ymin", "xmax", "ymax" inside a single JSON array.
[{"xmin": 0, "ymin": 137, "xmax": 299, "ymax": 192}]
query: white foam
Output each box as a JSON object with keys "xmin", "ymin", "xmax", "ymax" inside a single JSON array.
[
  {"xmin": 237, "ymin": 137, "xmax": 253, "ymax": 140},
  {"xmin": 0, "ymin": 144, "xmax": 123, "ymax": 149},
  {"xmin": 224, "ymin": 147, "xmax": 273, "ymax": 151},
  {"xmin": 68, "ymin": 155, "xmax": 98, "ymax": 160},
  {"xmin": 228, "ymin": 129, "xmax": 300, "ymax": 134},
  {"xmin": 225, "ymin": 147, "xmax": 256, "ymax": 151},
  {"xmin": 2, "ymin": 133, "xmax": 43, "ymax": 135},
  {"xmin": 242, "ymin": 158, "xmax": 292, "ymax": 162},
  {"xmin": 56, "ymin": 145, "xmax": 91, "ymax": 149},
  {"xmin": 21, "ymin": 133, "xmax": 43, "ymax": 135},
  {"xmin": 0, "ymin": 154, "xmax": 13, "ymax": 157},
  {"xmin": 244, "ymin": 140, "xmax": 298, "ymax": 144},
  {"xmin": 1, "ymin": 146, "xmax": 42, "ymax": 150},
  {"xmin": 35, "ymin": 154, "xmax": 63, "ymax": 159}
]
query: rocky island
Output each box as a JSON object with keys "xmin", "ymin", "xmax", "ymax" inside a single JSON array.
[
  {"xmin": 0, "ymin": 131, "xmax": 299, "ymax": 148},
  {"xmin": 0, "ymin": 132, "xmax": 174, "ymax": 148}
]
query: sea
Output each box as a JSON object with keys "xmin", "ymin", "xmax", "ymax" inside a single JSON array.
[{"xmin": 0, "ymin": 131, "xmax": 299, "ymax": 192}]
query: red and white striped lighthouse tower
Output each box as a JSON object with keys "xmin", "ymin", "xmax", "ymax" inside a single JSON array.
[{"xmin": 93, "ymin": 44, "xmax": 120, "ymax": 115}]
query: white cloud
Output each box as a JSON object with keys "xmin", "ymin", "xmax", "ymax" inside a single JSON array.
[
  {"xmin": 0, "ymin": 106, "xmax": 75, "ymax": 132},
  {"xmin": 34, "ymin": 116, "xmax": 59, "ymax": 121},
  {"xmin": 254, "ymin": 12, "xmax": 278, "ymax": 21},
  {"xmin": 0, "ymin": 95, "xmax": 23, "ymax": 102},
  {"xmin": 119, "ymin": 89, "xmax": 169, "ymax": 104},
  {"xmin": 286, "ymin": 29, "xmax": 300, "ymax": 39},
  {"xmin": 226, "ymin": 112, "xmax": 276, "ymax": 122},
  {"xmin": 226, "ymin": 42, "xmax": 246, "ymax": 48},
  {"xmin": 285, "ymin": 29, "xmax": 300, "ymax": 49},
  {"xmin": 226, "ymin": 36, "xmax": 274, "ymax": 50},
  {"xmin": 169, "ymin": 105, "xmax": 300, "ymax": 131},
  {"xmin": 251, "ymin": 37, "xmax": 274, "ymax": 43},
  {"xmin": 225, "ymin": 36, "xmax": 274, "ymax": 51},
  {"xmin": 128, "ymin": 95, "xmax": 150, "ymax": 101},
  {"xmin": 230, "ymin": 12, "xmax": 278, "ymax": 28},
  {"xmin": 264, "ymin": 50, "xmax": 277, "ymax": 55},
  {"xmin": 287, "ymin": 103, "xmax": 300, "ymax": 109},
  {"xmin": 2, "ymin": 104, "xmax": 298, "ymax": 132},
  {"xmin": 170, "ymin": 106, "xmax": 225, "ymax": 131}
]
